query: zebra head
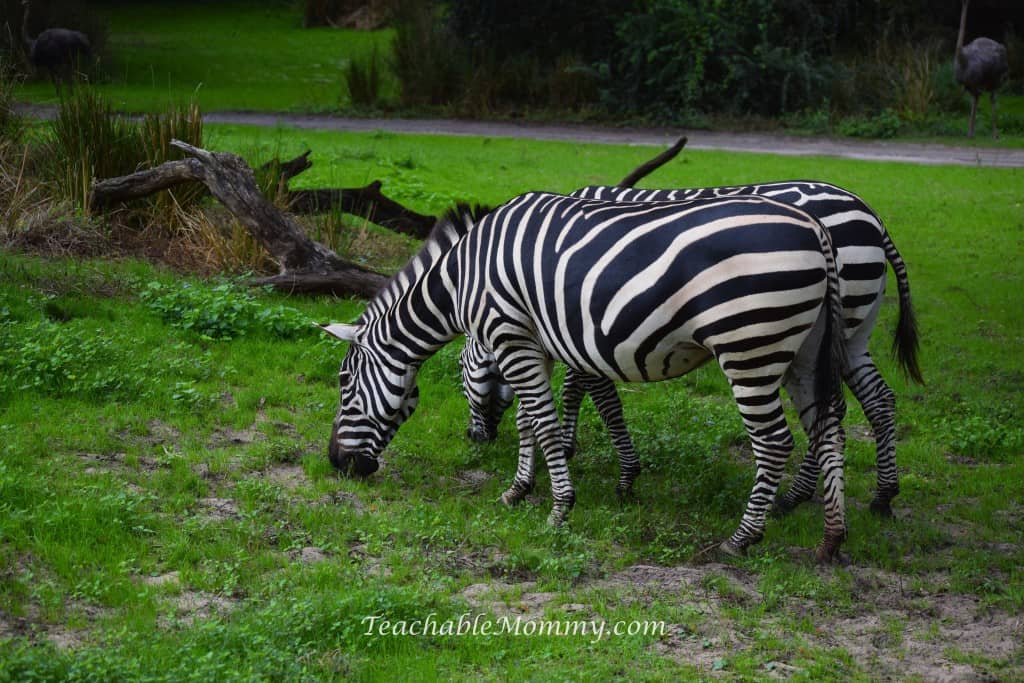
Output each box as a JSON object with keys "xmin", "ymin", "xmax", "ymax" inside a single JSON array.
[
  {"xmin": 459, "ymin": 337, "xmax": 514, "ymax": 442},
  {"xmin": 319, "ymin": 323, "xmax": 420, "ymax": 478}
]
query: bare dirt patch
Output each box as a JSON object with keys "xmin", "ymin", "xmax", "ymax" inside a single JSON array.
[
  {"xmin": 163, "ymin": 591, "xmax": 237, "ymax": 627},
  {"xmin": 195, "ymin": 497, "xmax": 240, "ymax": 521},
  {"xmin": 452, "ymin": 559, "xmax": 1023, "ymax": 679}
]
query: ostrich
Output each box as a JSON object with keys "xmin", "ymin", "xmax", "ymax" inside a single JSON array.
[
  {"xmin": 20, "ymin": 0, "xmax": 91, "ymax": 92},
  {"xmin": 954, "ymin": 0, "xmax": 1009, "ymax": 138}
]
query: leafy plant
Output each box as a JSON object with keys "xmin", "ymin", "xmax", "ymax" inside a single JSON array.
[
  {"xmin": 343, "ymin": 46, "xmax": 383, "ymax": 108},
  {"xmin": 139, "ymin": 280, "xmax": 312, "ymax": 341}
]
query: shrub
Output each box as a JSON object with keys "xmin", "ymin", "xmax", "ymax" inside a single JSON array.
[
  {"xmin": 607, "ymin": 0, "xmax": 834, "ymax": 119},
  {"xmin": 43, "ymin": 89, "xmax": 140, "ymax": 209},
  {"xmin": 343, "ymin": 46, "xmax": 383, "ymax": 107},
  {"xmin": 390, "ymin": 0, "xmax": 466, "ymax": 107},
  {"xmin": 139, "ymin": 280, "xmax": 312, "ymax": 341}
]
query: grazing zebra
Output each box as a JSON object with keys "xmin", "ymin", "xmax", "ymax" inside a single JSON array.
[
  {"xmin": 462, "ymin": 180, "xmax": 922, "ymax": 516},
  {"xmin": 320, "ymin": 192, "xmax": 848, "ymax": 560}
]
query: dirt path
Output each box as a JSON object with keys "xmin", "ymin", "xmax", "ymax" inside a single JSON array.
[
  {"xmin": 15, "ymin": 104, "xmax": 1024, "ymax": 167},
  {"xmin": 202, "ymin": 112, "xmax": 1024, "ymax": 168}
]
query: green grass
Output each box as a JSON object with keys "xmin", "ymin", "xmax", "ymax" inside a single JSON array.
[
  {"xmin": 1, "ymin": 132, "xmax": 1023, "ymax": 680},
  {"xmin": 15, "ymin": 1, "xmax": 396, "ymax": 112}
]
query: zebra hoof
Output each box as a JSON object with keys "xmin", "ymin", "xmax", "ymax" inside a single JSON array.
[
  {"xmin": 718, "ymin": 540, "xmax": 747, "ymax": 558},
  {"xmin": 547, "ymin": 504, "xmax": 571, "ymax": 527},
  {"xmin": 869, "ymin": 499, "xmax": 894, "ymax": 517},
  {"xmin": 500, "ymin": 488, "xmax": 525, "ymax": 507},
  {"xmin": 815, "ymin": 530, "xmax": 848, "ymax": 564}
]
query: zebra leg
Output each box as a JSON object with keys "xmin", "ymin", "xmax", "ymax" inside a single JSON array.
[
  {"xmin": 584, "ymin": 376, "xmax": 641, "ymax": 498},
  {"xmin": 845, "ymin": 356, "xmax": 898, "ymax": 516},
  {"xmin": 783, "ymin": 368, "xmax": 849, "ymax": 562},
  {"xmin": 560, "ymin": 370, "xmax": 586, "ymax": 459},
  {"xmin": 720, "ymin": 386, "xmax": 794, "ymax": 557},
  {"xmin": 775, "ymin": 398, "xmax": 848, "ymax": 514},
  {"xmin": 500, "ymin": 401, "xmax": 536, "ymax": 506},
  {"xmin": 496, "ymin": 352, "xmax": 575, "ymax": 526}
]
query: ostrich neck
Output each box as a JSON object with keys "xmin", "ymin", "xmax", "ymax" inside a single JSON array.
[
  {"xmin": 955, "ymin": 0, "xmax": 969, "ymax": 67},
  {"xmin": 20, "ymin": 3, "xmax": 35, "ymax": 50}
]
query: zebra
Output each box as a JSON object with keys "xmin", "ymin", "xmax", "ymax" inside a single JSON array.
[
  {"xmin": 461, "ymin": 180, "xmax": 922, "ymax": 516},
  {"xmin": 319, "ymin": 191, "xmax": 849, "ymax": 560}
]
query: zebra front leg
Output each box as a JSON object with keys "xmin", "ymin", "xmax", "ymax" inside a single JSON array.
[
  {"xmin": 496, "ymin": 351, "xmax": 575, "ymax": 526},
  {"xmin": 560, "ymin": 370, "xmax": 586, "ymax": 460},
  {"xmin": 585, "ymin": 376, "xmax": 641, "ymax": 498},
  {"xmin": 500, "ymin": 401, "xmax": 536, "ymax": 506},
  {"xmin": 721, "ymin": 388, "xmax": 794, "ymax": 557}
]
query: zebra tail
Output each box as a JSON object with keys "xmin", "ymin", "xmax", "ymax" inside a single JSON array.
[
  {"xmin": 813, "ymin": 220, "xmax": 848, "ymax": 430},
  {"xmin": 882, "ymin": 232, "xmax": 924, "ymax": 384}
]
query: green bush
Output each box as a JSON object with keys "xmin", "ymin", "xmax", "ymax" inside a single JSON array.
[
  {"xmin": 139, "ymin": 280, "xmax": 312, "ymax": 341},
  {"xmin": 343, "ymin": 46, "xmax": 383, "ymax": 107},
  {"xmin": 607, "ymin": 0, "xmax": 834, "ymax": 118}
]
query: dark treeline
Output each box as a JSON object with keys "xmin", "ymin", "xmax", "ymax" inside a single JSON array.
[{"xmin": 392, "ymin": 0, "xmax": 1022, "ymax": 124}]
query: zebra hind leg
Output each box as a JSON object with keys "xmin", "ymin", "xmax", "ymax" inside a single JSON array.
[
  {"xmin": 845, "ymin": 358, "xmax": 899, "ymax": 517},
  {"xmin": 783, "ymin": 369, "xmax": 849, "ymax": 563},
  {"xmin": 720, "ymin": 388, "xmax": 794, "ymax": 557}
]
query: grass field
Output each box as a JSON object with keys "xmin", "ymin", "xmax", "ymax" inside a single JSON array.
[
  {"xmin": 15, "ymin": 1, "xmax": 396, "ymax": 113},
  {"xmin": 1, "ymin": 127, "xmax": 1022, "ymax": 680}
]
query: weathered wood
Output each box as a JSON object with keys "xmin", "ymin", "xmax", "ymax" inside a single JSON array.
[
  {"xmin": 287, "ymin": 180, "xmax": 435, "ymax": 239},
  {"xmin": 258, "ymin": 149, "xmax": 313, "ymax": 184},
  {"xmin": 617, "ymin": 136, "xmax": 687, "ymax": 188},
  {"xmin": 251, "ymin": 269, "xmax": 388, "ymax": 298},
  {"xmin": 90, "ymin": 160, "xmax": 204, "ymax": 208}
]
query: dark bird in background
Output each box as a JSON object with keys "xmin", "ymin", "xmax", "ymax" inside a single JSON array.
[
  {"xmin": 20, "ymin": 0, "xmax": 91, "ymax": 93},
  {"xmin": 954, "ymin": 0, "xmax": 1009, "ymax": 138}
]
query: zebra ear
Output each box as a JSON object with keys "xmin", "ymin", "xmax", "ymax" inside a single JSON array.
[{"xmin": 315, "ymin": 322, "xmax": 359, "ymax": 341}]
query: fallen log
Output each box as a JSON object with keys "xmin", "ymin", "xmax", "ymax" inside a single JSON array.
[{"xmin": 286, "ymin": 180, "xmax": 434, "ymax": 238}]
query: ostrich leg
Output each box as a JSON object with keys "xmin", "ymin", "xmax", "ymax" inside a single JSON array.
[
  {"xmin": 968, "ymin": 93, "xmax": 979, "ymax": 137},
  {"xmin": 990, "ymin": 91, "xmax": 999, "ymax": 139}
]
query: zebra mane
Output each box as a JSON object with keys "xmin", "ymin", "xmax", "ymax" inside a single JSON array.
[{"xmin": 363, "ymin": 202, "xmax": 491, "ymax": 318}]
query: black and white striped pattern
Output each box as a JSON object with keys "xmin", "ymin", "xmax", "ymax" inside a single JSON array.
[
  {"xmin": 463, "ymin": 180, "xmax": 921, "ymax": 515},
  {"xmin": 322, "ymin": 192, "xmax": 848, "ymax": 559}
]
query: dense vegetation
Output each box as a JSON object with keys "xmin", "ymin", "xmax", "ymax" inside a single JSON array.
[{"xmin": 3, "ymin": 1, "xmax": 1023, "ymax": 136}]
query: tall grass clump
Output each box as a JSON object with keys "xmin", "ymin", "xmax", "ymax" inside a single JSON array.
[
  {"xmin": 391, "ymin": 0, "xmax": 466, "ymax": 107},
  {"xmin": 140, "ymin": 101, "xmax": 205, "ymax": 219},
  {"xmin": 43, "ymin": 89, "xmax": 139, "ymax": 210},
  {"xmin": 343, "ymin": 46, "xmax": 383, "ymax": 107},
  {"xmin": 0, "ymin": 58, "xmax": 25, "ymax": 147}
]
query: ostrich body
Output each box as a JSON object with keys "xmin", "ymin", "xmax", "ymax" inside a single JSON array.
[
  {"xmin": 955, "ymin": 0, "xmax": 1009, "ymax": 138},
  {"xmin": 20, "ymin": 0, "xmax": 91, "ymax": 91}
]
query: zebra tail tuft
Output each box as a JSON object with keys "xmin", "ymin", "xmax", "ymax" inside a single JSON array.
[{"xmin": 884, "ymin": 233, "xmax": 924, "ymax": 384}]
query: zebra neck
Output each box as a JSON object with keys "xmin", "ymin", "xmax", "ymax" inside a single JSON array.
[{"xmin": 366, "ymin": 257, "xmax": 461, "ymax": 364}]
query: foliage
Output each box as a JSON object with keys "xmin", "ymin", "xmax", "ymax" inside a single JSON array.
[
  {"xmin": 139, "ymin": 280, "xmax": 312, "ymax": 341},
  {"xmin": 38, "ymin": 90, "xmax": 203, "ymax": 212},
  {"xmin": 607, "ymin": 0, "xmax": 835, "ymax": 118},
  {"xmin": 935, "ymin": 409, "xmax": 1024, "ymax": 462},
  {"xmin": 343, "ymin": 45, "xmax": 383, "ymax": 107},
  {"xmin": 0, "ymin": 57, "xmax": 24, "ymax": 147},
  {"xmin": 390, "ymin": 0, "xmax": 466, "ymax": 107}
]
